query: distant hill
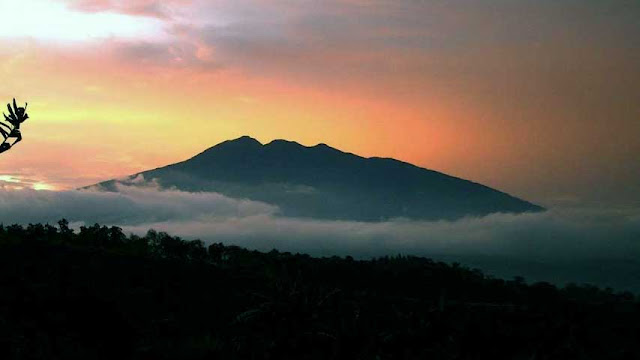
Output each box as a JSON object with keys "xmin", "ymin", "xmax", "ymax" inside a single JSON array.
[{"xmin": 86, "ymin": 136, "xmax": 543, "ymax": 221}]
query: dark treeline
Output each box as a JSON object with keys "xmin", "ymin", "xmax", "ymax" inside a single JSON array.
[{"xmin": 0, "ymin": 220, "xmax": 638, "ymax": 359}]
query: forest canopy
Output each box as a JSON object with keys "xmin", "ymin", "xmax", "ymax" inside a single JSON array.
[{"xmin": 0, "ymin": 221, "xmax": 638, "ymax": 359}]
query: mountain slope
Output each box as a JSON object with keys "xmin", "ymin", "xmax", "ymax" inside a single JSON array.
[{"xmin": 88, "ymin": 136, "xmax": 544, "ymax": 221}]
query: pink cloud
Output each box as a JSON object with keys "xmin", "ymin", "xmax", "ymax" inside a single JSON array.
[{"xmin": 64, "ymin": 0, "xmax": 191, "ymax": 19}]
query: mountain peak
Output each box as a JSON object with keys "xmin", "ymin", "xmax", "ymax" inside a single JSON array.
[
  {"xmin": 231, "ymin": 135, "xmax": 262, "ymax": 145},
  {"xmin": 266, "ymin": 139, "xmax": 302, "ymax": 147},
  {"xmin": 211, "ymin": 135, "xmax": 262, "ymax": 149},
  {"xmin": 187, "ymin": 135, "xmax": 262, "ymax": 162}
]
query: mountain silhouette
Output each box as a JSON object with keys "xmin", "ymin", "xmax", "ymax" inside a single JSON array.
[{"xmin": 88, "ymin": 136, "xmax": 544, "ymax": 221}]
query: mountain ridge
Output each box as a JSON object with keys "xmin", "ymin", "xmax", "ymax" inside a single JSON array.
[{"xmin": 86, "ymin": 136, "xmax": 544, "ymax": 221}]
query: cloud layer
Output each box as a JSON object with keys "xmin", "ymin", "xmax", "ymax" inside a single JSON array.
[
  {"xmin": 0, "ymin": 184, "xmax": 276, "ymax": 225},
  {"xmin": 0, "ymin": 185, "xmax": 638, "ymax": 291}
]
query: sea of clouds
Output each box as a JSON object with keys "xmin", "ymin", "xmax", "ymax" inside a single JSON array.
[{"xmin": 0, "ymin": 184, "xmax": 638, "ymax": 291}]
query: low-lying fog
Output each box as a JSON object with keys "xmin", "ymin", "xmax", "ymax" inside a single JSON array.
[{"xmin": 1, "ymin": 184, "xmax": 638, "ymax": 292}]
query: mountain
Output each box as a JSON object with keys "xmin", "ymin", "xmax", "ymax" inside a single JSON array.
[{"xmin": 87, "ymin": 136, "xmax": 544, "ymax": 221}]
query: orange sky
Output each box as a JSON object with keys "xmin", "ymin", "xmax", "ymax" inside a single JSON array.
[{"xmin": 0, "ymin": 0, "xmax": 638, "ymax": 207}]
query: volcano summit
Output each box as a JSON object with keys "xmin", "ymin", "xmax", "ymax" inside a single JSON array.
[{"xmin": 88, "ymin": 136, "xmax": 543, "ymax": 221}]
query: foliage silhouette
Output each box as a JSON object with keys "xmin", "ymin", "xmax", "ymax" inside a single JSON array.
[
  {"xmin": 0, "ymin": 221, "xmax": 637, "ymax": 359},
  {"xmin": 0, "ymin": 98, "xmax": 29, "ymax": 154}
]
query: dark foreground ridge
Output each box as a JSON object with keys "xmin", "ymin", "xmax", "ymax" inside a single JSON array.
[
  {"xmin": 89, "ymin": 136, "xmax": 543, "ymax": 221},
  {"xmin": 0, "ymin": 221, "xmax": 637, "ymax": 359}
]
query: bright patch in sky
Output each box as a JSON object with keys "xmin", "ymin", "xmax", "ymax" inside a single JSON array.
[
  {"xmin": 0, "ymin": 175, "xmax": 56, "ymax": 191},
  {"xmin": 32, "ymin": 182, "xmax": 56, "ymax": 191},
  {"xmin": 0, "ymin": 175, "xmax": 21, "ymax": 183},
  {"xmin": 0, "ymin": 0, "xmax": 164, "ymax": 42}
]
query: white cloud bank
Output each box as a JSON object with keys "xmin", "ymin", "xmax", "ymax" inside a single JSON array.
[{"xmin": 0, "ymin": 185, "xmax": 638, "ymax": 291}]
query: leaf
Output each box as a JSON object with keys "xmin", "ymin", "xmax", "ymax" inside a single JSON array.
[{"xmin": 6, "ymin": 103, "xmax": 15, "ymax": 119}]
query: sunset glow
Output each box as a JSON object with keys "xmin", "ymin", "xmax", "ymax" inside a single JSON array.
[
  {"xmin": 0, "ymin": 0, "xmax": 637, "ymax": 207},
  {"xmin": 0, "ymin": 2, "xmax": 640, "ymax": 349}
]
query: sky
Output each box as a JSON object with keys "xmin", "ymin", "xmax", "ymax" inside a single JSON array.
[{"xmin": 0, "ymin": 0, "xmax": 638, "ymax": 208}]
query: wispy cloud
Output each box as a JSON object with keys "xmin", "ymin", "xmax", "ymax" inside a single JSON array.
[{"xmin": 63, "ymin": 0, "xmax": 181, "ymax": 19}]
